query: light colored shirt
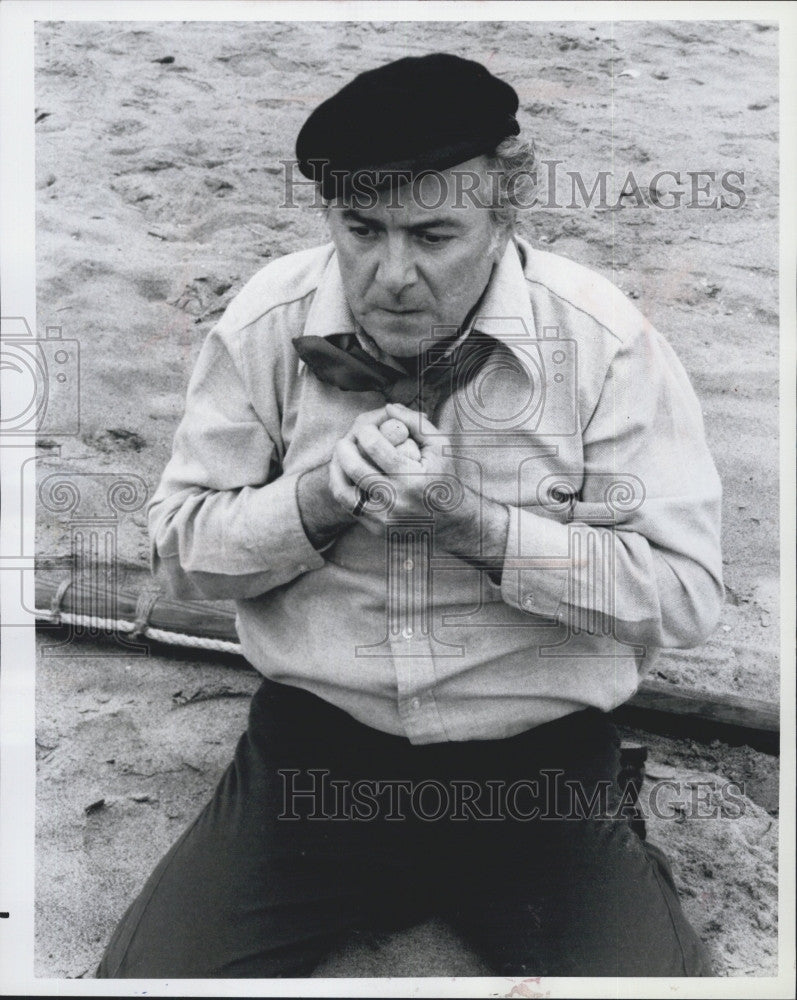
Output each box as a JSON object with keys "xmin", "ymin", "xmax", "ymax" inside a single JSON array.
[{"xmin": 148, "ymin": 237, "xmax": 723, "ymax": 744}]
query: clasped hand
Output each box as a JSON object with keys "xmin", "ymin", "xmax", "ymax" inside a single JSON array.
[{"xmin": 329, "ymin": 402, "xmax": 472, "ymax": 536}]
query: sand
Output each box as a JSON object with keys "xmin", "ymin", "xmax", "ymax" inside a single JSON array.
[
  {"xmin": 32, "ymin": 19, "xmax": 780, "ymax": 980},
  {"xmin": 36, "ymin": 627, "xmax": 778, "ymax": 979}
]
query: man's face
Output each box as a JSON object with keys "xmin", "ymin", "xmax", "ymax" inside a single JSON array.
[{"xmin": 326, "ymin": 157, "xmax": 509, "ymax": 357}]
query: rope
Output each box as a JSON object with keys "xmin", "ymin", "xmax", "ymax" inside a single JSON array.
[
  {"xmin": 131, "ymin": 587, "xmax": 162, "ymax": 640},
  {"xmin": 51, "ymin": 578, "xmax": 73, "ymax": 617},
  {"xmin": 34, "ymin": 607, "xmax": 243, "ymax": 655}
]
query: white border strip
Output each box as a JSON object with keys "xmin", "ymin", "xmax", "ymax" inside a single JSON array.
[{"xmin": 1, "ymin": 2, "xmax": 794, "ymax": 998}]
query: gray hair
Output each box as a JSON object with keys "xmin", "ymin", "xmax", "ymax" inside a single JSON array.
[{"xmin": 485, "ymin": 135, "xmax": 537, "ymax": 231}]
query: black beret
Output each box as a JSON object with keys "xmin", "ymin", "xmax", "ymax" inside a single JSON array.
[{"xmin": 296, "ymin": 53, "xmax": 520, "ymax": 199}]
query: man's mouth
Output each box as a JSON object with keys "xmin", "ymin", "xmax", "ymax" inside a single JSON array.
[{"xmin": 375, "ymin": 306, "xmax": 422, "ymax": 315}]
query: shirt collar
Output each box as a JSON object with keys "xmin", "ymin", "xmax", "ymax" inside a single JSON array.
[
  {"xmin": 468, "ymin": 236, "xmax": 537, "ymax": 346},
  {"xmin": 300, "ymin": 237, "xmax": 537, "ymax": 371}
]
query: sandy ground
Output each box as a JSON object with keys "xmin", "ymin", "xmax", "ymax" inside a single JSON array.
[
  {"xmin": 36, "ymin": 624, "xmax": 779, "ymax": 980},
  {"xmin": 33, "ymin": 19, "xmax": 780, "ymax": 980}
]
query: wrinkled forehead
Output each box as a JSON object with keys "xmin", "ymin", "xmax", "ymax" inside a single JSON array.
[{"xmin": 325, "ymin": 155, "xmax": 498, "ymax": 227}]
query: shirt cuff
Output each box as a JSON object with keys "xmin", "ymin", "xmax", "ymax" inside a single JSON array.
[
  {"xmin": 500, "ymin": 507, "xmax": 571, "ymax": 618},
  {"xmin": 249, "ymin": 471, "xmax": 326, "ymax": 580}
]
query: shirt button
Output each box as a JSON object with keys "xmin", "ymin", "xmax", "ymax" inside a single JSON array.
[
  {"xmin": 410, "ymin": 697, "xmax": 421, "ymax": 711},
  {"xmin": 297, "ymin": 563, "xmax": 308, "ymax": 573},
  {"xmin": 402, "ymin": 627, "xmax": 413, "ymax": 639},
  {"xmin": 522, "ymin": 595, "xmax": 534, "ymax": 610}
]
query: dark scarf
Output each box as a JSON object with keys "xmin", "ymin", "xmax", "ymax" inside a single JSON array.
[{"xmin": 292, "ymin": 329, "xmax": 497, "ymax": 419}]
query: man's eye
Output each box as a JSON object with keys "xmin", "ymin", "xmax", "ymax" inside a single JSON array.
[
  {"xmin": 349, "ymin": 226, "xmax": 375, "ymax": 239},
  {"xmin": 417, "ymin": 232, "xmax": 450, "ymax": 245}
]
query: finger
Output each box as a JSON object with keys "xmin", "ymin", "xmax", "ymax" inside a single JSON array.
[
  {"xmin": 335, "ymin": 437, "xmax": 383, "ymax": 488},
  {"xmin": 384, "ymin": 402, "xmax": 444, "ymax": 447},
  {"xmin": 328, "ymin": 455, "xmax": 360, "ymax": 514},
  {"xmin": 344, "ymin": 405, "xmax": 392, "ymax": 441},
  {"xmin": 330, "ymin": 452, "xmax": 384, "ymax": 530},
  {"xmin": 355, "ymin": 424, "xmax": 417, "ymax": 474}
]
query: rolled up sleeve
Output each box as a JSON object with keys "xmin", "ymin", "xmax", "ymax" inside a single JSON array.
[
  {"xmin": 147, "ymin": 325, "xmax": 324, "ymax": 600},
  {"xmin": 500, "ymin": 323, "xmax": 724, "ymax": 649}
]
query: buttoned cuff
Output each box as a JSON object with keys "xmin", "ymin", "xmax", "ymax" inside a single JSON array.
[
  {"xmin": 500, "ymin": 507, "xmax": 570, "ymax": 618},
  {"xmin": 250, "ymin": 471, "xmax": 326, "ymax": 581}
]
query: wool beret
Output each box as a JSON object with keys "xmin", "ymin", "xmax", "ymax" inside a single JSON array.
[{"xmin": 296, "ymin": 53, "xmax": 520, "ymax": 199}]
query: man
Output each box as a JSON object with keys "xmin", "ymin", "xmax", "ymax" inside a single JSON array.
[{"xmin": 98, "ymin": 54, "xmax": 723, "ymax": 978}]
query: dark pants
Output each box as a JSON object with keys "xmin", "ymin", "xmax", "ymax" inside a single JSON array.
[{"xmin": 97, "ymin": 677, "xmax": 713, "ymax": 978}]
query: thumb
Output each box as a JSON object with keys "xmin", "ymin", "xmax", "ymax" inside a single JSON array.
[{"xmin": 385, "ymin": 402, "xmax": 443, "ymax": 447}]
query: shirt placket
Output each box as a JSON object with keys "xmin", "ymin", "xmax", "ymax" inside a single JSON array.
[
  {"xmin": 350, "ymin": 327, "xmax": 467, "ymax": 742},
  {"xmin": 382, "ymin": 517, "xmax": 448, "ymax": 743}
]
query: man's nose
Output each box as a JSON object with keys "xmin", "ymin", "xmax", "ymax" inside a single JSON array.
[{"xmin": 375, "ymin": 237, "xmax": 417, "ymax": 296}]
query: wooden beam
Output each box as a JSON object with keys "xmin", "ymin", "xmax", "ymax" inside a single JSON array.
[
  {"xmin": 613, "ymin": 681, "xmax": 779, "ymax": 754},
  {"xmin": 34, "ymin": 573, "xmax": 780, "ymax": 752}
]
